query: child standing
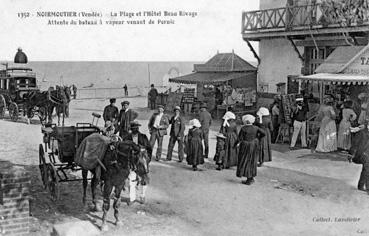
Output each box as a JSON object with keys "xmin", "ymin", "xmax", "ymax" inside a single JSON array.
[{"xmin": 214, "ymin": 133, "xmax": 226, "ymax": 170}]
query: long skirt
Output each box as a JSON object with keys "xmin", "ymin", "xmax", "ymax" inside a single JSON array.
[
  {"xmin": 236, "ymin": 139, "xmax": 259, "ymax": 178},
  {"xmin": 316, "ymin": 117, "xmax": 337, "ymax": 153},
  {"xmin": 186, "ymin": 138, "xmax": 204, "ymax": 166},
  {"xmin": 259, "ymin": 128, "xmax": 272, "ymax": 163},
  {"xmin": 223, "ymin": 132, "xmax": 238, "ymax": 168},
  {"xmin": 337, "ymin": 120, "xmax": 352, "ymax": 150}
]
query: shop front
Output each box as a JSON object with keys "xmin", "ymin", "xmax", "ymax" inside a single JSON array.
[{"xmin": 169, "ymin": 52, "xmax": 257, "ymax": 118}]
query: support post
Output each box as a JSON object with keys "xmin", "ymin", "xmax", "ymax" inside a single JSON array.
[
  {"xmin": 245, "ymin": 39, "xmax": 260, "ymax": 65},
  {"xmin": 287, "ymin": 36, "xmax": 304, "ymax": 63}
]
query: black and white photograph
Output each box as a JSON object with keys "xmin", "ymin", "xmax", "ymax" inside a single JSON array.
[{"xmin": 1, "ymin": 0, "xmax": 369, "ymax": 235}]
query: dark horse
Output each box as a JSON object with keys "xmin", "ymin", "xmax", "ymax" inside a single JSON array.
[
  {"xmin": 48, "ymin": 85, "xmax": 72, "ymax": 126},
  {"xmin": 81, "ymin": 140, "xmax": 150, "ymax": 231},
  {"xmin": 24, "ymin": 85, "xmax": 71, "ymax": 125}
]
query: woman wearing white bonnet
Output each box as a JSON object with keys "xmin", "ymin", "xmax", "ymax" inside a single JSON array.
[
  {"xmin": 255, "ymin": 107, "xmax": 273, "ymax": 166},
  {"xmin": 186, "ymin": 119, "xmax": 204, "ymax": 171},
  {"xmin": 236, "ymin": 114, "xmax": 265, "ymax": 185},
  {"xmin": 218, "ymin": 110, "xmax": 238, "ymax": 170},
  {"xmin": 242, "ymin": 114, "xmax": 255, "ymax": 125}
]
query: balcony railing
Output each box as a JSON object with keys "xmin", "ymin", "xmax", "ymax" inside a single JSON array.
[{"xmin": 242, "ymin": 3, "xmax": 369, "ymax": 33}]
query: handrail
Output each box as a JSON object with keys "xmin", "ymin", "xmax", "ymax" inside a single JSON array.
[{"xmin": 242, "ymin": 3, "xmax": 369, "ymax": 33}]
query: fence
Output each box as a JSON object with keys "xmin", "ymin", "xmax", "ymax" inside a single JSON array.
[{"xmin": 76, "ymin": 86, "xmax": 168, "ymax": 100}]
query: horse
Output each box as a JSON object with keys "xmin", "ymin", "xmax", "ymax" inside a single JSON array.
[
  {"xmin": 81, "ymin": 140, "xmax": 150, "ymax": 231},
  {"xmin": 24, "ymin": 90, "xmax": 53, "ymax": 124},
  {"xmin": 48, "ymin": 85, "xmax": 72, "ymax": 126}
]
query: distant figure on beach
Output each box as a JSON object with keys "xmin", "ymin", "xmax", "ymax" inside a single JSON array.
[
  {"xmin": 148, "ymin": 84, "xmax": 158, "ymax": 110},
  {"xmin": 14, "ymin": 47, "xmax": 28, "ymax": 64},
  {"xmin": 124, "ymin": 84, "xmax": 128, "ymax": 97},
  {"xmin": 72, "ymin": 84, "xmax": 77, "ymax": 99}
]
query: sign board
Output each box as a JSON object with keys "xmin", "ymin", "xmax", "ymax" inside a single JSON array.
[
  {"xmin": 343, "ymin": 50, "xmax": 369, "ymax": 75},
  {"xmin": 182, "ymin": 88, "xmax": 195, "ymax": 103}
]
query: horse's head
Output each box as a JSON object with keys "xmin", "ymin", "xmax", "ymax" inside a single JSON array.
[
  {"xmin": 133, "ymin": 147, "xmax": 150, "ymax": 185},
  {"xmin": 113, "ymin": 141, "xmax": 150, "ymax": 184},
  {"xmin": 64, "ymin": 86, "xmax": 71, "ymax": 102}
]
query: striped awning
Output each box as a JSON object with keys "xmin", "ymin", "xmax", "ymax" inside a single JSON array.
[
  {"xmin": 169, "ymin": 72, "xmax": 255, "ymax": 85},
  {"xmin": 295, "ymin": 73, "xmax": 369, "ymax": 85}
]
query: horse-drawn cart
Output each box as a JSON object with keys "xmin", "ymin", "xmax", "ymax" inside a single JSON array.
[{"xmin": 39, "ymin": 122, "xmax": 101, "ymax": 200}]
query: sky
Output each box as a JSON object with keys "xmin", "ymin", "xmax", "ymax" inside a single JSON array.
[{"xmin": 0, "ymin": 0, "xmax": 260, "ymax": 62}]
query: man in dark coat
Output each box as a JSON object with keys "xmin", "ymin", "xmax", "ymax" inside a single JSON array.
[
  {"xmin": 166, "ymin": 106, "xmax": 185, "ymax": 162},
  {"xmin": 118, "ymin": 101, "xmax": 138, "ymax": 139},
  {"xmin": 148, "ymin": 105, "xmax": 169, "ymax": 161},
  {"xmin": 126, "ymin": 121, "xmax": 152, "ymax": 161},
  {"xmin": 103, "ymin": 98, "xmax": 119, "ymax": 123},
  {"xmin": 198, "ymin": 103, "xmax": 212, "ymax": 158},
  {"xmin": 350, "ymin": 127, "xmax": 369, "ymax": 194},
  {"xmin": 148, "ymin": 84, "xmax": 158, "ymax": 110}
]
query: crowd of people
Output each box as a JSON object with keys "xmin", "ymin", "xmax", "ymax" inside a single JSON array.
[
  {"xmin": 100, "ymin": 90, "xmax": 369, "ymax": 193},
  {"xmin": 102, "ymin": 97, "xmax": 275, "ymax": 185},
  {"xmin": 269, "ymin": 92, "xmax": 369, "ymax": 194}
]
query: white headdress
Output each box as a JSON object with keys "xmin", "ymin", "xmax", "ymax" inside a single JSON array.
[
  {"xmin": 242, "ymin": 114, "xmax": 255, "ymax": 125},
  {"xmin": 189, "ymin": 119, "xmax": 201, "ymax": 128},
  {"xmin": 222, "ymin": 111, "xmax": 236, "ymax": 127},
  {"xmin": 256, "ymin": 107, "xmax": 270, "ymax": 124}
]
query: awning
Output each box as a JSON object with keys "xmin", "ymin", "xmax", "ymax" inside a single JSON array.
[
  {"xmin": 296, "ymin": 73, "xmax": 369, "ymax": 85},
  {"xmin": 169, "ymin": 72, "xmax": 255, "ymax": 85}
]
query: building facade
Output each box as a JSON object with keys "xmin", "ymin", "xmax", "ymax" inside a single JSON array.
[{"xmin": 242, "ymin": 0, "xmax": 369, "ymax": 93}]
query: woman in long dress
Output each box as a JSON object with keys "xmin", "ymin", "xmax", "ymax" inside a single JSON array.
[
  {"xmin": 255, "ymin": 107, "xmax": 273, "ymax": 166},
  {"xmin": 236, "ymin": 115, "xmax": 265, "ymax": 185},
  {"xmin": 337, "ymin": 100, "xmax": 357, "ymax": 152},
  {"xmin": 316, "ymin": 95, "xmax": 338, "ymax": 153},
  {"xmin": 186, "ymin": 119, "xmax": 204, "ymax": 171},
  {"xmin": 219, "ymin": 111, "xmax": 238, "ymax": 170}
]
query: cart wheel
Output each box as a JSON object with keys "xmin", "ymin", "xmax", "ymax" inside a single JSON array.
[
  {"xmin": 45, "ymin": 163, "xmax": 59, "ymax": 201},
  {"xmin": 0, "ymin": 95, "xmax": 5, "ymax": 119},
  {"xmin": 8, "ymin": 102, "xmax": 19, "ymax": 122},
  {"xmin": 38, "ymin": 144, "xmax": 48, "ymax": 189}
]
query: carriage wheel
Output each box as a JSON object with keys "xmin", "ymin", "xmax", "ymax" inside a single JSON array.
[
  {"xmin": 8, "ymin": 102, "xmax": 19, "ymax": 122},
  {"xmin": 38, "ymin": 144, "xmax": 48, "ymax": 188},
  {"xmin": 0, "ymin": 95, "xmax": 6, "ymax": 119},
  {"xmin": 45, "ymin": 163, "xmax": 60, "ymax": 201}
]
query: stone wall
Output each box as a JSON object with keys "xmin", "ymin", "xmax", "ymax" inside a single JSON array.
[{"xmin": 0, "ymin": 162, "xmax": 30, "ymax": 235}]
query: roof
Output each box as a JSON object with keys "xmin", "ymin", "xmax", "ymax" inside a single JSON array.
[
  {"xmin": 315, "ymin": 45, "xmax": 369, "ymax": 73},
  {"xmin": 297, "ymin": 73, "xmax": 369, "ymax": 85},
  {"xmin": 169, "ymin": 72, "xmax": 255, "ymax": 85},
  {"xmin": 193, "ymin": 53, "xmax": 257, "ymax": 72}
]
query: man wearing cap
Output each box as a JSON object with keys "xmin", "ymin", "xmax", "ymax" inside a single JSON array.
[
  {"xmin": 148, "ymin": 84, "xmax": 158, "ymax": 110},
  {"xmin": 126, "ymin": 121, "xmax": 152, "ymax": 160},
  {"xmin": 166, "ymin": 106, "xmax": 185, "ymax": 162},
  {"xmin": 125, "ymin": 120, "xmax": 151, "ymax": 204},
  {"xmin": 148, "ymin": 105, "xmax": 169, "ymax": 161},
  {"xmin": 290, "ymin": 96, "xmax": 309, "ymax": 149},
  {"xmin": 198, "ymin": 103, "xmax": 212, "ymax": 158},
  {"xmin": 103, "ymin": 98, "xmax": 119, "ymax": 124},
  {"xmin": 118, "ymin": 101, "xmax": 138, "ymax": 139}
]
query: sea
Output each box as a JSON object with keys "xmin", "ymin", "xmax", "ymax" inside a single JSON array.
[{"xmin": 3, "ymin": 61, "xmax": 199, "ymax": 91}]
